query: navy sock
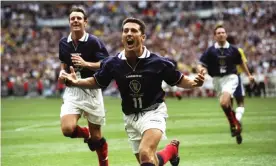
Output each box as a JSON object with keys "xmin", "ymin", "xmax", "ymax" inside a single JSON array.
[{"xmin": 157, "ymin": 153, "xmax": 164, "ymax": 166}]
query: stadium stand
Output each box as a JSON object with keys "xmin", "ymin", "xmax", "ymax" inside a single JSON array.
[{"xmin": 1, "ymin": 1, "xmax": 276, "ymax": 97}]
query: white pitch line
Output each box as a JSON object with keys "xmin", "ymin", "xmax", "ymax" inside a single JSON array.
[{"xmin": 15, "ymin": 121, "xmax": 60, "ymax": 131}]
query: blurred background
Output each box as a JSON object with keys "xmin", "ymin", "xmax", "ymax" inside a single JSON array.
[{"xmin": 1, "ymin": 1, "xmax": 276, "ymax": 98}]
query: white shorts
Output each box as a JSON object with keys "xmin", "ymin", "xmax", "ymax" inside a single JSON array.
[
  {"xmin": 123, "ymin": 102, "xmax": 168, "ymax": 154},
  {"xmin": 202, "ymin": 74, "xmax": 214, "ymax": 90},
  {"xmin": 60, "ymin": 87, "xmax": 105, "ymax": 125},
  {"xmin": 213, "ymin": 74, "xmax": 239, "ymax": 97}
]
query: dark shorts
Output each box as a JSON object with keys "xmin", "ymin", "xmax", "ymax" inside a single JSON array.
[{"xmin": 234, "ymin": 75, "xmax": 245, "ymax": 97}]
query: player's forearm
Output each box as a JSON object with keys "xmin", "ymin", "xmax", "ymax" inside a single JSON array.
[
  {"xmin": 177, "ymin": 76, "xmax": 196, "ymax": 89},
  {"xmin": 240, "ymin": 61, "xmax": 252, "ymax": 77},
  {"xmin": 84, "ymin": 62, "xmax": 101, "ymax": 71},
  {"xmin": 73, "ymin": 77, "xmax": 100, "ymax": 89}
]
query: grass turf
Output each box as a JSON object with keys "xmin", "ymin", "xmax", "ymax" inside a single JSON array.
[{"xmin": 1, "ymin": 97, "xmax": 276, "ymax": 166}]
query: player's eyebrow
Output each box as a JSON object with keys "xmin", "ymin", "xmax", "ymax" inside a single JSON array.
[
  {"xmin": 123, "ymin": 27, "xmax": 139, "ymax": 33},
  {"xmin": 70, "ymin": 16, "xmax": 83, "ymax": 20}
]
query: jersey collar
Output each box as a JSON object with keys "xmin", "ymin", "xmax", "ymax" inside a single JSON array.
[
  {"xmin": 118, "ymin": 46, "xmax": 151, "ymax": 60},
  {"xmin": 214, "ymin": 41, "xmax": 230, "ymax": 49},
  {"xmin": 67, "ymin": 32, "xmax": 89, "ymax": 43}
]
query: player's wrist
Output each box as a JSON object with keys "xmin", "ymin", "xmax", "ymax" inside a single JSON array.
[
  {"xmin": 70, "ymin": 79, "xmax": 77, "ymax": 86},
  {"xmin": 83, "ymin": 61, "xmax": 90, "ymax": 68}
]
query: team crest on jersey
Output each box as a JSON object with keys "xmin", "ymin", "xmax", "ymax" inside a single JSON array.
[
  {"xmin": 129, "ymin": 80, "xmax": 141, "ymax": 93},
  {"xmin": 218, "ymin": 56, "xmax": 226, "ymax": 65},
  {"xmin": 219, "ymin": 59, "xmax": 225, "ymax": 65}
]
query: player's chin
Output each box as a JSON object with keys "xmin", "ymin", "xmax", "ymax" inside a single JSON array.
[
  {"xmin": 125, "ymin": 46, "xmax": 135, "ymax": 51},
  {"xmin": 72, "ymin": 28, "xmax": 82, "ymax": 32}
]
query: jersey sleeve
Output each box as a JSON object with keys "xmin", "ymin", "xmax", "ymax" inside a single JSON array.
[
  {"xmin": 93, "ymin": 58, "xmax": 113, "ymax": 88},
  {"xmin": 238, "ymin": 48, "xmax": 247, "ymax": 63},
  {"xmin": 162, "ymin": 59, "xmax": 184, "ymax": 86},
  {"xmin": 59, "ymin": 40, "xmax": 66, "ymax": 63},
  {"xmin": 199, "ymin": 48, "xmax": 210, "ymax": 67},
  {"xmin": 92, "ymin": 38, "xmax": 109, "ymax": 61}
]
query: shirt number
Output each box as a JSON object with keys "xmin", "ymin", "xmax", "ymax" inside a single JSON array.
[{"xmin": 133, "ymin": 97, "xmax": 142, "ymax": 109}]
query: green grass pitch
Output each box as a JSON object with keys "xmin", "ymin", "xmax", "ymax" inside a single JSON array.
[{"xmin": 1, "ymin": 97, "xmax": 276, "ymax": 166}]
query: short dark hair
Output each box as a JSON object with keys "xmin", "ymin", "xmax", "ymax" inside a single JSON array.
[
  {"xmin": 227, "ymin": 35, "xmax": 236, "ymax": 45},
  {"xmin": 122, "ymin": 17, "xmax": 146, "ymax": 34},
  {"xmin": 69, "ymin": 7, "xmax": 87, "ymax": 20},
  {"xmin": 214, "ymin": 25, "xmax": 225, "ymax": 35}
]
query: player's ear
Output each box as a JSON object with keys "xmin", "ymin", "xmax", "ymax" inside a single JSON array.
[
  {"xmin": 84, "ymin": 19, "xmax": 88, "ymax": 27},
  {"xmin": 141, "ymin": 34, "xmax": 146, "ymax": 42}
]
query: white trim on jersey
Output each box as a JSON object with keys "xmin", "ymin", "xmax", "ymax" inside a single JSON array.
[
  {"xmin": 214, "ymin": 41, "xmax": 230, "ymax": 49},
  {"xmin": 118, "ymin": 46, "xmax": 151, "ymax": 60},
  {"xmin": 67, "ymin": 32, "xmax": 89, "ymax": 43}
]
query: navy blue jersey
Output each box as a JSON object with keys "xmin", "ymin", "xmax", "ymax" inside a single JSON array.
[
  {"xmin": 59, "ymin": 32, "xmax": 109, "ymax": 78},
  {"xmin": 200, "ymin": 42, "xmax": 242, "ymax": 77},
  {"xmin": 94, "ymin": 47, "xmax": 183, "ymax": 115},
  {"xmin": 164, "ymin": 57, "xmax": 177, "ymax": 70}
]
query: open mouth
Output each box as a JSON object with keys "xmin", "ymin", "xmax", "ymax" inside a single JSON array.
[
  {"xmin": 126, "ymin": 39, "xmax": 135, "ymax": 48},
  {"xmin": 72, "ymin": 24, "xmax": 80, "ymax": 28}
]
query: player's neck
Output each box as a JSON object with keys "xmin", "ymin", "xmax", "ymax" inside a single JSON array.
[
  {"xmin": 125, "ymin": 51, "xmax": 139, "ymax": 67},
  {"xmin": 125, "ymin": 47, "xmax": 144, "ymax": 67},
  {"xmin": 218, "ymin": 41, "xmax": 226, "ymax": 47},
  {"xmin": 71, "ymin": 31, "xmax": 85, "ymax": 44}
]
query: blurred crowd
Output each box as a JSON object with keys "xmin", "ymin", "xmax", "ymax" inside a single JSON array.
[{"xmin": 1, "ymin": 1, "xmax": 276, "ymax": 98}]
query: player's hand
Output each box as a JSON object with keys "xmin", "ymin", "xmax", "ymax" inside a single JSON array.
[
  {"xmin": 59, "ymin": 66, "xmax": 78, "ymax": 86},
  {"xmin": 200, "ymin": 68, "xmax": 207, "ymax": 76},
  {"xmin": 71, "ymin": 55, "xmax": 87, "ymax": 68},
  {"xmin": 249, "ymin": 75, "xmax": 255, "ymax": 84},
  {"xmin": 192, "ymin": 69, "xmax": 205, "ymax": 87},
  {"xmin": 58, "ymin": 70, "xmax": 67, "ymax": 84}
]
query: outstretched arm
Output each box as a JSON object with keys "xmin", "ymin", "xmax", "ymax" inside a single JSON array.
[
  {"xmin": 60, "ymin": 66, "xmax": 100, "ymax": 89},
  {"xmin": 177, "ymin": 69, "xmax": 205, "ymax": 89}
]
